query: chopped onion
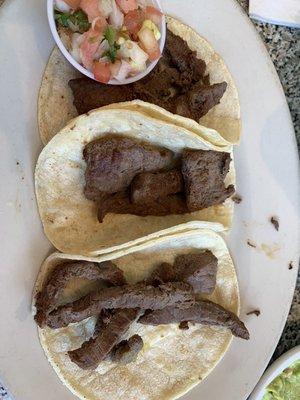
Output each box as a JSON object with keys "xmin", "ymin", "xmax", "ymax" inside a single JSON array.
[
  {"xmin": 109, "ymin": 0, "xmax": 124, "ymax": 28},
  {"xmin": 98, "ymin": 0, "xmax": 113, "ymax": 18},
  {"xmin": 113, "ymin": 60, "xmax": 133, "ymax": 80},
  {"xmin": 67, "ymin": 19, "xmax": 78, "ymax": 32},
  {"xmin": 94, "ymin": 38, "xmax": 109, "ymax": 59},
  {"xmin": 92, "ymin": 16, "xmax": 101, "ymax": 30},
  {"xmin": 54, "ymin": 0, "xmax": 71, "ymax": 12},
  {"xmin": 70, "ymin": 33, "xmax": 85, "ymax": 63},
  {"xmin": 137, "ymin": 0, "xmax": 148, "ymax": 9},
  {"xmin": 119, "ymin": 40, "xmax": 148, "ymax": 69}
]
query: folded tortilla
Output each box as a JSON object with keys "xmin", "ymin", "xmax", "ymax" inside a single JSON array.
[
  {"xmin": 33, "ymin": 227, "xmax": 239, "ymax": 400},
  {"xmin": 38, "ymin": 16, "xmax": 241, "ymax": 146},
  {"xmin": 35, "ymin": 107, "xmax": 235, "ymax": 255}
]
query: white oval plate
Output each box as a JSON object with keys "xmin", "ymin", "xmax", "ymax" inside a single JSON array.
[
  {"xmin": 249, "ymin": 345, "xmax": 300, "ymax": 400},
  {"xmin": 0, "ymin": 1, "xmax": 299, "ymax": 399}
]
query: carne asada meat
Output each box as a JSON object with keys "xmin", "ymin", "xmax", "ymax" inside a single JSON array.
[
  {"xmin": 174, "ymin": 251, "xmax": 218, "ymax": 294},
  {"xmin": 69, "ymin": 30, "xmax": 227, "ymax": 121},
  {"xmin": 35, "ymin": 261, "xmax": 125, "ymax": 327},
  {"xmin": 175, "ymin": 82, "xmax": 227, "ymax": 120},
  {"xmin": 46, "ymin": 282, "xmax": 195, "ymax": 329},
  {"xmin": 182, "ymin": 149, "xmax": 235, "ymax": 211},
  {"xmin": 69, "ymin": 308, "xmax": 140, "ymax": 370},
  {"xmin": 92, "ymin": 309, "xmax": 115, "ymax": 338},
  {"xmin": 83, "ymin": 137, "xmax": 174, "ymax": 201},
  {"xmin": 139, "ymin": 300, "xmax": 250, "ymax": 340},
  {"xmin": 145, "ymin": 263, "xmax": 177, "ymax": 286},
  {"xmin": 131, "ymin": 170, "xmax": 184, "ymax": 204},
  {"xmin": 111, "ymin": 334, "xmax": 144, "ymax": 364},
  {"xmin": 69, "ymin": 78, "xmax": 134, "ymax": 113},
  {"xmin": 145, "ymin": 252, "xmax": 218, "ymax": 294},
  {"xmin": 164, "ymin": 31, "xmax": 206, "ymax": 88},
  {"xmin": 98, "ymin": 191, "xmax": 188, "ymax": 222}
]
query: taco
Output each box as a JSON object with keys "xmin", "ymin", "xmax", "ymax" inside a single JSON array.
[
  {"xmin": 35, "ymin": 107, "xmax": 235, "ymax": 255},
  {"xmin": 38, "ymin": 17, "xmax": 241, "ymax": 146},
  {"xmin": 32, "ymin": 226, "xmax": 248, "ymax": 400}
]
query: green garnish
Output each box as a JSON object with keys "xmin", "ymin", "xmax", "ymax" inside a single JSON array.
[
  {"xmin": 103, "ymin": 26, "xmax": 121, "ymax": 63},
  {"xmin": 54, "ymin": 10, "xmax": 91, "ymax": 34},
  {"xmin": 104, "ymin": 43, "xmax": 121, "ymax": 63},
  {"xmin": 104, "ymin": 26, "xmax": 117, "ymax": 45}
]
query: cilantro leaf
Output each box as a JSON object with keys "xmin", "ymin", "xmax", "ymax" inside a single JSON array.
[
  {"xmin": 54, "ymin": 10, "xmax": 90, "ymax": 34},
  {"xmin": 104, "ymin": 42, "xmax": 121, "ymax": 63},
  {"xmin": 70, "ymin": 10, "xmax": 91, "ymax": 33},
  {"xmin": 103, "ymin": 26, "xmax": 120, "ymax": 62},
  {"xmin": 103, "ymin": 26, "xmax": 117, "ymax": 46},
  {"xmin": 54, "ymin": 10, "xmax": 70, "ymax": 28}
]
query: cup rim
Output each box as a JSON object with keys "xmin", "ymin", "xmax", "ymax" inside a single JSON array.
[{"xmin": 47, "ymin": 0, "xmax": 166, "ymax": 85}]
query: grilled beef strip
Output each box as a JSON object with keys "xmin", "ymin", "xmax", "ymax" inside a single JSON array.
[
  {"xmin": 131, "ymin": 170, "xmax": 184, "ymax": 204},
  {"xmin": 83, "ymin": 136, "xmax": 174, "ymax": 202},
  {"xmin": 145, "ymin": 263, "xmax": 177, "ymax": 286},
  {"xmin": 111, "ymin": 334, "xmax": 144, "ymax": 364},
  {"xmin": 174, "ymin": 252, "xmax": 218, "ymax": 294},
  {"xmin": 92, "ymin": 309, "xmax": 115, "ymax": 338},
  {"xmin": 35, "ymin": 261, "xmax": 125, "ymax": 328},
  {"xmin": 69, "ymin": 308, "xmax": 140, "ymax": 370},
  {"xmin": 69, "ymin": 30, "xmax": 227, "ymax": 120},
  {"xmin": 181, "ymin": 149, "xmax": 235, "ymax": 212},
  {"xmin": 175, "ymin": 82, "xmax": 227, "ymax": 120},
  {"xmin": 97, "ymin": 190, "xmax": 188, "ymax": 222},
  {"xmin": 145, "ymin": 251, "xmax": 218, "ymax": 294},
  {"xmin": 46, "ymin": 282, "xmax": 195, "ymax": 329},
  {"xmin": 139, "ymin": 300, "xmax": 250, "ymax": 340}
]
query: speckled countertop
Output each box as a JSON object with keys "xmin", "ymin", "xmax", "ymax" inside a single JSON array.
[
  {"xmin": 237, "ymin": 0, "xmax": 300, "ymax": 363},
  {"xmin": 0, "ymin": 1, "xmax": 299, "ymax": 399}
]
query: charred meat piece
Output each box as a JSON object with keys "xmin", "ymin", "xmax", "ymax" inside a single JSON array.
[
  {"xmin": 145, "ymin": 252, "xmax": 218, "ymax": 293},
  {"xmin": 145, "ymin": 263, "xmax": 176, "ymax": 286},
  {"xmin": 131, "ymin": 170, "xmax": 183, "ymax": 204},
  {"xmin": 139, "ymin": 300, "xmax": 249, "ymax": 340},
  {"xmin": 69, "ymin": 30, "xmax": 227, "ymax": 121},
  {"xmin": 83, "ymin": 136, "xmax": 174, "ymax": 201},
  {"xmin": 92, "ymin": 309, "xmax": 115, "ymax": 338},
  {"xmin": 174, "ymin": 251, "xmax": 218, "ymax": 294},
  {"xmin": 98, "ymin": 191, "xmax": 188, "ymax": 222},
  {"xmin": 111, "ymin": 334, "xmax": 144, "ymax": 364},
  {"xmin": 182, "ymin": 149, "xmax": 235, "ymax": 211},
  {"xmin": 69, "ymin": 308, "xmax": 140, "ymax": 370},
  {"xmin": 35, "ymin": 261, "xmax": 125, "ymax": 327},
  {"xmin": 68, "ymin": 78, "xmax": 134, "ymax": 114},
  {"xmin": 133, "ymin": 59, "xmax": 179, "ymax": 107},
  {"xmin": 175, "ymin": 82, "xmax": 227, "ymax": 120},
  {"xmin": 46, "ymin": 282, "xmax": 195, "ymax": 329},
  {"xmin": 165, "ymin": 31, "xmax": 206, "ymax": 89}
]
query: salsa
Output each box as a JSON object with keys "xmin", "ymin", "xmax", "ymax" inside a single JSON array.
[{"xmin": 54, "ymin": 0, "xmax": 163, "ymax": 83}]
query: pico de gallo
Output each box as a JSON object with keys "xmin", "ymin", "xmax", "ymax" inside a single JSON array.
[{"xmin": 54, "ymin": 0, "xmax": 164, "ymax": 83}]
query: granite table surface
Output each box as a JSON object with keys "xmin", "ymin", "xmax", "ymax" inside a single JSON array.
[{"xmin": 0, "ymin": 0, "xmax": 299, "ymax": 399}]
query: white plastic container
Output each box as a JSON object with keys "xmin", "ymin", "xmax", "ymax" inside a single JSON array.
[
  {"xmin": 47, "ymin": 0, "xmax": 166, "ymax": 85},
  {"xmin": 249, "ymin": 345, "xmax": 300, "ymax": 400}
]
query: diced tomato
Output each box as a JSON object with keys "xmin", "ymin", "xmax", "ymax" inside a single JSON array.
[
  {"xmin": 110, "ymin": 60, "xmax": 122, "ymax": 77},
  {"xmin": 92, "ymin": 15, "xmax": 108, "ymax": 33},
  {"xmin": 138, "ymin": 26, "xmax": 160, "ymax": 61},
  {"xmin": 124, "ymin": 9, "xmax": 145, "ymax": 36},
  {"xmin": 93, "ymin": 61, "xmax": 111, "ymax": 83},
  {"xmin": 64, "ymin": 0, "xmax": 81, "ymax": 9},
  {"xmin": 145, "ymin": 6, "xmax": 162, "ymax": 26},
  {"xmin": 80, "ymin": 0, "xmax": 101, "ymax": 22},
  {"xmin": 80, "ymin": 28, "xmax": 102, "ymax": 69},
  {"xmin": 116, "ymin": 0, "xmax": 137, "ymax": 14}
]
